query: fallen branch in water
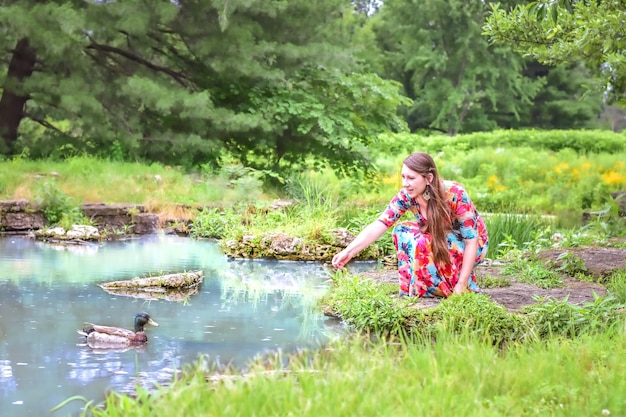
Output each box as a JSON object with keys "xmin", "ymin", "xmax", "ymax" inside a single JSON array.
[{"xmin": 99, "ymin": 270, "xmax": 204, "ymax": 291}]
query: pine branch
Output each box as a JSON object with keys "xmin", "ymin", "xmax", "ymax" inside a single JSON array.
[
  {"xmin": 85, "ymin": 42, "xmax": 190, "ymax": 87},
  {"xmin": 24, "ymin": 112, "xmax": 70, "ymax": 136}
]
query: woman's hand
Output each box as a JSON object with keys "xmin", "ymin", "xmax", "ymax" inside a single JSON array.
[
  {"xmin": 332, "ymin": 249, "xmax": 352, "ymax": 269},
  {"xmin": 453, "ymin": 279, "xmax": 469, "ymax": 295},
  {"xmin": 331, "ymin": 221, "xmax": 388, "ymax": 270}
]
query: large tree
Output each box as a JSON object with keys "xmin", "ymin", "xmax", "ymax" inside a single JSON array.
[
  {"xmin": 0, "ymin": 0, "xmax": 408, "ymax": 175},
  {"xmin": 484, "ymin": 0, "xmax": 626, "ymax": 105},
  {"xmin": 497, "ymin": 62, "xmax": 603, "ymax": 129},
  {"xmin": 370, "ymin": 0, "xmax": 544, "ymax": 135}
]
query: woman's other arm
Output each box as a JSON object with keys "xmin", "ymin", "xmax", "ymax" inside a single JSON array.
[{"xmin": 453, "ymin": 237, "xmax": 478, "ymax": 294}]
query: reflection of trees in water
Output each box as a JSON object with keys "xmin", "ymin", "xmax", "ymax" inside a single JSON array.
[
  {"xmin": 219, "ymin": 260, "xmax": 334, "ymax": 340},
  {"xmin": 220, "ymin": 260, "xmax": 330, "ymax": 305},
  {"xmin": 0, "ymin": 282, "xmax": 22, "ymax": 397},
  {"xmin": 68, "ymin": 345, "xmax": 181, "ymax": 397},
  {"xmin": 0, "ymin": 235, "xmax": 227, "ymax": 284},
  {"xmin": 0, "ymin": 359, "xmax": 17, "ymax": 397}
]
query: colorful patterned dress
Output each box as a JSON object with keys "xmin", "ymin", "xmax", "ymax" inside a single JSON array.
[{"xmin": 377, "ymin": 180, "xmax": 489, "ymax": 298}]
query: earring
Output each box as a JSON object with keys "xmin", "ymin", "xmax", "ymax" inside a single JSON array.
[{"xmin": 423, "ymin": 186, "xmax": 431, "ymax": 201}]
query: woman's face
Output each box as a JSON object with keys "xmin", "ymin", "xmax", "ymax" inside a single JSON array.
[{"xmin": 401, "ymin": 164, "xmax": 430, "ymax": 199}]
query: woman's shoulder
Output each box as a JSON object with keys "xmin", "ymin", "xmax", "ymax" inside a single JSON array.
[
  {"xmin": 388, "ymin": 188, "xmax": 417, "ymax": 208},
  {"xmin": 443, "ymin": 180, "xmax": 467, "ymax": 194}
]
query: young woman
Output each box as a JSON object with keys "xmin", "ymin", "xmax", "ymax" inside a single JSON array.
[{"xmin": 332, "ymin": 152, "xmax": 489, "ymax": 297}]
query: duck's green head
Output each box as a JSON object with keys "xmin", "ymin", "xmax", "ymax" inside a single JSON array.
[{"xmin": 134, "ymin": 312, "xmax": 159, "ymax": 332}]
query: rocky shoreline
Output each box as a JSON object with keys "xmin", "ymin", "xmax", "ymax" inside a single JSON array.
[{"xmin": 3, "ymin": 198, "xmax": 624, "ymax": 314}]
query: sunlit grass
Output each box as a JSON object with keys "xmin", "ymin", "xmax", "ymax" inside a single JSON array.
[
  {"xmin": 76, "ymin": 331, "xmax": 626, "ymax": 417},
  {"xmin": 2, "ymin": 145, "xmax": 624, "ymax": 223},
  {"xmin": 0, "ymin": 156, "xmax": 275, "ymax": 207}
]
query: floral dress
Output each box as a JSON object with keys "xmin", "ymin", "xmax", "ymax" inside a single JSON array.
[{"xmin": 377, "ymin": 180, "xmax": 489, "ymax": 298}]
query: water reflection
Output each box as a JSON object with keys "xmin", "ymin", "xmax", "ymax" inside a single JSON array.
[{"xmin": 0, "ymin": 235, "xmax": 369, "ymax": 417}]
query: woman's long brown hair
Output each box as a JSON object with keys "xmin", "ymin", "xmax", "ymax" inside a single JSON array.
[{"xmin": 403, "ymin": 152, "xmax": 452, "ymax": 266}]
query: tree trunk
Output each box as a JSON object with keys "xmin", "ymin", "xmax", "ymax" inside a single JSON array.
[{"xmin": 0, "ymin": 38, "xmax": 36, "ymax": 155}]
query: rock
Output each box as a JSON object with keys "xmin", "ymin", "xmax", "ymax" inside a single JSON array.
[
  {"xmin": 0, "ymin": 199, "xmax": 45, "ymax": 231},
  {"xmin": 35, "ymin": 225, "xmax": 100, "ymax": 240},
  {"xmin": 81, "ymin": 202, "xmax": 145, "ymax": 230},
  {"xmin": 100, "ymin": 286, "xmax": 200, "ymax": 302},
  {"xmin": 133, "ymin": 213, "xmax": 160, "ymax": 234},
  {"xmin": 330, "ymin": 228, "xmax": 355, "ymax": 247},
  {"xmin": 1, "ymin": 211, "xmax": 46, "ymax": 231},
  {"xmin": 266, "ymin": 232, "xmax": 303, "ymax": 258},
  {"xmin": 0, "ymin": 199, "xmax": 31, "ymax": 212}
]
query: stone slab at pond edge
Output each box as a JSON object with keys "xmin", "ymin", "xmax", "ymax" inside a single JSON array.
[{"xmin": 0, "ymin": 199, "xmax": 166, "ymax": 235}]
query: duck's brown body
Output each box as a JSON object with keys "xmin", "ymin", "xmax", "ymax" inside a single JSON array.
[{"xmin": 78, "ymin": 312, "xmax": 158, "ymax": 348}]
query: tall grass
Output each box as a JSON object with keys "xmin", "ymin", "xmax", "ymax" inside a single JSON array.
[
  {"xmin": 607, "ymin": 269, "xmax": 626, "ymax": 303},
  {"xmin": 75, "ymin": 331, "xmax": 626, "ymax": 417},
  {"xmin": 484, "ymin": 213, "xmax": 554, "ymax": 258}
]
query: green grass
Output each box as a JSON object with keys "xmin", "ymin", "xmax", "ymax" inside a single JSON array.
[
  {"xmin": 502, "ymin": 259, "xmax": 564, "ymax": 289},
  {"xmin": 0, "ymin": 156, "xmax": 277, "ymax": 211},
  {"xmin": 70, "ymin": 331, "xmax": 626, "ymax": 417}
]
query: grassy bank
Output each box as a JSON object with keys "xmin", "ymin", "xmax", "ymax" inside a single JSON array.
[
  {"xmin": 69, "ymin": 331, "xmax": 625, "ymax": 417},
  {"xmin": 0, "ymin": 156, "xmax": 280, "ymax": 218}
]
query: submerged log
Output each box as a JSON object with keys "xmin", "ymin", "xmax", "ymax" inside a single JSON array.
[
  {"xmin": 100, "ymin": 286, "xmax": 200, "ymax": 302},
  {"xmin": 99, "ymin": 270, "xmax": 204, "ymax": 291}
]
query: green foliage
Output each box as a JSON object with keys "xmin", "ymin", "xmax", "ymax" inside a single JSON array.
[
  {"xmin": 369, "ymin": 0, "xmax": 596, "ymax": 134},
  {"xmin": 423, "ymin": 293, "xmax": 528, "ymax": 346},
  {"xmin": 189, "ymin": 207, "xmax": 241, "ymax": 239},
  {"xmin": 485, "ymin": 0, "xmax": 626, "ymax": 104},
  {"xmin": 522, "ymin": 293, "xmax": 625, "ymax": 338},
  {"xmin": 325, "ymin": 266, "xmax": 623, "ymax": 347},
  {"xmin": 581, "ymin": 199, "xmax": 626, "ymax": 239},
  {"xmin": 245, "ymin": 67, "xmax": 410, "ymax": 177},
  {"xmin": 284, "ymin": 172, "xmax": 340, "ymax": 214},
  {"xmin": 503, "ymin": 258, "xmax": 564, "ymax": 289},
  {"xmin": 461, "ymin": 129, "xmax": 626, "ymax": 154},
  {"xmin": 324, "ymin": 273, "xmax": 528, "ymax": 345},
  {"xmin": 32, "ymin": 179, "xmax": 83, "ymax": 226},
  {"xmin": 375, "ymin": 129, "xmax": 626, "ymax": 215},
  {"xmin": 508, "ymin": 63, "xmax": 604, "ymax": 130},
  {"xmin": 0, "ymin": 155, "xmax": 280, "ymax": 209},
  {"xmin": 322, "ymin": 270, "xmax": 416, "ymax": 337},
  {"xmin": 75, "ymin": 330, "xmax": 626, "ymax": 417},
  {"xmin": 383, "ymin": 129, "xmax": 626, "ymax": 155},
  {"xmin": 477, "ymin": 274, "xmax": 512, "ymax": 289},
  {"xmin": 374, "ymin": 0, "xmax": 537, "ymax": 134},
  {"xmin": 606, "ymin": 269, "xmax": 626, "ymax": 304},
  {"xmin": 484, "ymin": 213, "xmax": 554, "ymax": 258},
  {"xmin": 0, "ymin": 0, "xmax": 408, "ymax": 176},
  {"xmin": 551, "ymin": 252, "xmax": 588, "ymax": 277}
]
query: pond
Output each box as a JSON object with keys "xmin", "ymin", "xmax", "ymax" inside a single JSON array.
[{"xmin": 0, "ymin": 234, "xmax": 372, "ymax": 417}]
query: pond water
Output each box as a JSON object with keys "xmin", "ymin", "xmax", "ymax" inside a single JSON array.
[{"xmin": 0, "ymin": 235, "xmax": 373, "ymax": 417}]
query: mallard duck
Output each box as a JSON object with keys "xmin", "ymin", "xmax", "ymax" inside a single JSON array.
[{"xmin": 77, "ymin": 312, "xmax": 159, "ymax": 348}]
